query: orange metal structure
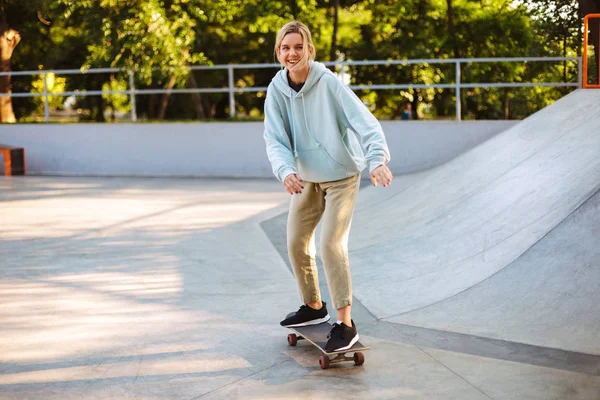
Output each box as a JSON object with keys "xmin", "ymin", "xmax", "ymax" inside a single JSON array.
[
  {"xmin": 583, "ymin": 14, "xmax": 600, "ymax": 88},
  {"xmin": 0, "ymin": 145, "xmax": 26, "ymax": 176}
]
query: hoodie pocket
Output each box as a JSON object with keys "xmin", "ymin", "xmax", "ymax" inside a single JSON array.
[
  {"xmin": 342, "ymin": 129, "xmax": 367, "ymax": 171},
  {"xmin": 296, "ymin": 148, "xmax": 347, "ymax": 181}
]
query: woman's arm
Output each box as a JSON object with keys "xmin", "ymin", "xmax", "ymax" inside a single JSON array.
[
  {"xmin": 337, "ymin": 85, "xmax": 391, "ymax": 174},
  {"xmin": 263, "ymin": 89, "xmax": 297, "ymax": 182}
]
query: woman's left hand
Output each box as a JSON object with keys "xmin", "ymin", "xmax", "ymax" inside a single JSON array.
[{"xmin": 370, "ymin": 165, "xmax": 393, "ymax": 188}]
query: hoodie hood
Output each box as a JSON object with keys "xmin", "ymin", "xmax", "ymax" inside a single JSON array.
[{"xmin": 272, "ymin": 61, "xmax": 329, "ymax": 97}]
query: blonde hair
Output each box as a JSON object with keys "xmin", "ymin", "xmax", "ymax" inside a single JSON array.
[{"xmin": 274, "ymin": 21, "xmax": 316, "ymax": 70}]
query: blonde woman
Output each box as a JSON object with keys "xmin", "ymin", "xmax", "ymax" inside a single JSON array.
[{"xmin": 264, "ymin": 21, "xmax": 392, "ymax": 352}]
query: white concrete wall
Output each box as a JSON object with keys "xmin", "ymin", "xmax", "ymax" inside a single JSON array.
[{"xmin": 0, "ymin": 121, "xmax": 517, "ymax": 178}]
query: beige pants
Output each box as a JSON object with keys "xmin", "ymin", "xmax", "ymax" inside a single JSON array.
[{"xmin": 287, "ymin": 174, "xmax": 361, "ymax": 310}]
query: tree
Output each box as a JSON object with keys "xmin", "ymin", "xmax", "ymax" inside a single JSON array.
[
  {"xmin": 187, "ymin": 0, "xmax": 325, "ymax": 119},
  {"xmin": 524, "ymin": 0, "xmax": 599, "ymax": 84},
  {"xmin": 0, "ymin": 0, "xmax": 52, "ymax": 123},
  {"xmin": 330, "ymin": 0, "xmax": 339, "ymax": 62},
  {"xmin": 55, "ymin": 0, "xmax": 207, "ymax": 121},
  {"xmin": 0, "ymin": 9, "xmax": 19, "ymax": 123},
  {"xmin": 5, "ymin": 0, "xmax": 589, "ymax": 122}
]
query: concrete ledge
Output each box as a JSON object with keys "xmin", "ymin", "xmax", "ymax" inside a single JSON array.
[{"xmin": 0, "ymin": 121, "xmax": 517, "ymax": 177}]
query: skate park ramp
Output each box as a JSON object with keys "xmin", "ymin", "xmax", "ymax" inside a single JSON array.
[{"xmin": 347, "ymin": 89, "xmax": 600, "ymax": 355}]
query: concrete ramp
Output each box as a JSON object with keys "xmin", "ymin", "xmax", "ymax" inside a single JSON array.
[
  {"xmin": 348, "ymin": 89, "xmax": 600, "ymax": 332},
  {"xmin": 389, "ymin": 189, "xmax": 600, "ymax": 355}
]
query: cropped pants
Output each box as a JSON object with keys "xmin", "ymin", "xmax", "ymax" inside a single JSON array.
[{"xmin": 287, "ymin": 174, "xmax": 360, "ymax": 310}]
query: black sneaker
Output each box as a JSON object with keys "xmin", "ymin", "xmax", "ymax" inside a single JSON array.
[
  {"xmin": 325, "ymin": 320, "xmax": 359, "ymax": 352},
  {"xmin": 280, "ymin": 303, "xmax": 330, "ymax": 327}
]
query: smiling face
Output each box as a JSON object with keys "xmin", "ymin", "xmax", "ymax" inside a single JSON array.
[{"xmin": 277, "ymin": 32, "xmax": 310, "ymax": 72}]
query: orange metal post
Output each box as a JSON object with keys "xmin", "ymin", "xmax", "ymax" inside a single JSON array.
[{"xmin": 583, "ymin": 14, "xmax": 600, "ymax": 88}]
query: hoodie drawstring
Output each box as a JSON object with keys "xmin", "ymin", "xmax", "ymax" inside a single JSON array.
[
  {"xmin": 290, "ymin": 89, "xmax": 298, "ymax": 158},
  {"xmin": 301, "ymin": 93, "xmax": 320, "ymax": 148},
  {"xmin": 291, "ymin": 91, "xmax": 319, "ymax": 158},
  {"xmin": 292, "ymin": 94, "xmax": 319, "ymax": 196}
]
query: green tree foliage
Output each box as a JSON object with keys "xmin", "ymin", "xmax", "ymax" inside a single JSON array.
[
  {"xmin": 5, "ymin": 0, "xmax": 586, "ymax": 121},
  {"xmin": 31, "ymin": 72, "xmax": 66, "ymax": 112},
  {"xmin": 53, "ymin": 0, "xmax": 209, "ymax": 120},
  {"xmin": 183, "ymin": 0, "xmax": 327, "ymax": 119}
]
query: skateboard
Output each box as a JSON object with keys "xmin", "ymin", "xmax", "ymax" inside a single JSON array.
[{"xmin": 286, "ymin": 322, "xmax": 370, "ymax": 369}]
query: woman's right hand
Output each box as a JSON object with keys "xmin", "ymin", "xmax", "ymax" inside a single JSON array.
[{"xmin": 284, "ymin": 174, "xmax": 304, "ymax": 195}]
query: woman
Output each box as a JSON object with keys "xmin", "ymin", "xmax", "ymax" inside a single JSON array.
[{"xmin": 263, "ymin": 21, "xmax": 393, "ymax": 352}]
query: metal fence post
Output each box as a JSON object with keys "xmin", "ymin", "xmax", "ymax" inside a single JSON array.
[
  {"xmin": 228, "ymin": 66, "xmax": 235, "ymax": 118},
  {"xmin": 43, "ymin": 72, "xmax": 49, "ymax": 123},
  {"xmin": 129, "ymin": 70, "xmax": 137, "ymax": 121},
  {"xmin": 455, "ymin": 61, "xmax": 461, "ymax": 121}
]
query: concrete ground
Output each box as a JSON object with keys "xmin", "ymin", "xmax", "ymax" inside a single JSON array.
[
  {"xmin": 1, "ymin": 89, "xmax": 599, "ymax": 400},
  {"xmin": 1, "ymin": 175, "xmax": 598, "ymax": 400}
]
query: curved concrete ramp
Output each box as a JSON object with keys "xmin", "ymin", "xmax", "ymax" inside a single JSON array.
[
  {"xmin": 349, "ymin": 89, "xmax": 600, "ymax": 323},
  {"xmin": 389, "ymin": 189, "xmax": 600, "ymax": 355}
]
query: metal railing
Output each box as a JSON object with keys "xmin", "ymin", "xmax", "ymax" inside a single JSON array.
[{"xmin": 0, "ymin": 57, "xmax": 582, "ymax": 122}]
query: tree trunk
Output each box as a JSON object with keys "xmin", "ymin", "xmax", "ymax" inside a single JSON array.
[
  {"xmin": 329, "ymin": 0, "xmax": 339, "ymax": 64},
  {"xmin": 412, "ymin": 96, "xmax": 419, "ymax": 120},
  {"xmin": 503, "ymin": 87, "xmax": 510, "ymax": 119},
  {"xmin": 563, "ymin": 34, "xmax": 567, "ymax": 84},
  {"xmin": 148, "ymin": 94, "xmax": 156, "ymax": 119},
  {"xmin": 187, "ymin": 71, "xmax": 207, "ymax": 119},
  {"xmin": 0, "ymin": 20, "xmax": 20, "ymax": 123},
  {"xmin": 446, "ymin": 0, "xmax": 460, "ymax": 59},
  {"xmin": 289, "ymin": 1, "xmax": 299, "ymax": 20},
  {"xmin": 446, "ymin": 0, "xmax": 464, "ymax": 119},
  {"xmin": 95, "ymin": 94, "xmax": 105, "ymax": 122},
  {"xmin": 157, "ymin": 75, "xmax": 177, "ymax": 120},
  {"xmin": 108, "ymin": 73, "xmax": 116, "ymax": 122}
]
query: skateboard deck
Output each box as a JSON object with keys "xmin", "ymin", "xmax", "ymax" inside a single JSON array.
[{"xmin": 286, "ymin": 322, "xmax": 370, "ymax": 369}]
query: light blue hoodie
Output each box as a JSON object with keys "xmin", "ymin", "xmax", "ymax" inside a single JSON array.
[{"xmin": 263, "ymin": 61, "xmax": 391, "ymax": 183}]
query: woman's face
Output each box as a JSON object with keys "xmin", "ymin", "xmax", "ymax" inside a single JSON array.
[{"xmin": 278, "ymin": 33, "xmax": 308, "ymax": 71}]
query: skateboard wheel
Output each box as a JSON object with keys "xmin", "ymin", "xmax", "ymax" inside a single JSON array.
[
  {"xmin": 353, "ymin": 352, "xmax": 365, "ymax": 366},
  {"xmin": 319, "ymin": 355, "xmax": 330, "ymax": 369},
  {"xmin": 287, "ymin": 333, "xmax": 298, "ymax": 346}
]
